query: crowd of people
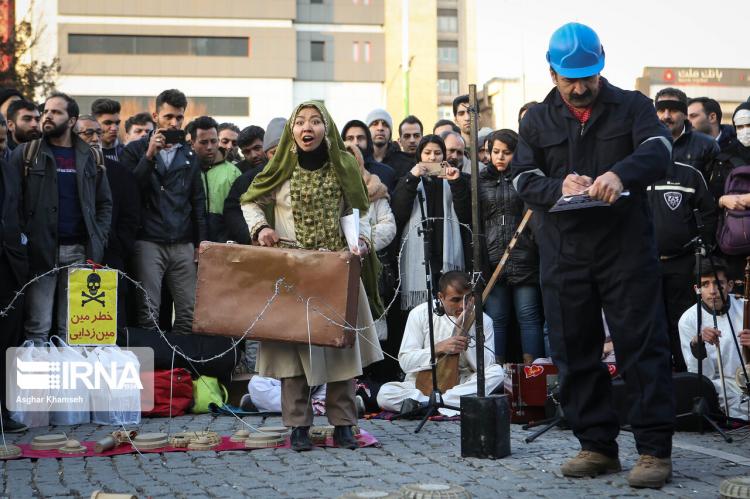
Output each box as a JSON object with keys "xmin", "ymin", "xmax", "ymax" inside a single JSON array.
[{"xmin": 1, "ymin": 20, "xmax": 750, "ymax": 488}]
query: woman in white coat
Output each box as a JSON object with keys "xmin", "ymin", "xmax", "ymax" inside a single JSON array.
[{"xmin": 346, "ymin": 144, "xmax": 397, "ymax": 340}]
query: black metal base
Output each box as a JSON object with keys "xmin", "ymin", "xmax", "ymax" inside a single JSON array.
[
  {"xmin": 411, "ymin": 390, "xmax": 460, "ymax": 434},
  {"xmin": 460, "ymin": 394, "xmax": 511, "ymax": 459},
  {"xmin": 676, "ymin": 396, "xmax": 733, "ymax": 443}
]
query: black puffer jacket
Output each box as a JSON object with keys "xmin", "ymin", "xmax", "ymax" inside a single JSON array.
[
  {"xmin": 475, "ymin": 166, "xmax": 538, "ymax": 285},
  {"xmin": 673, "ymin": 120, "xmax": 719, "ymax": 179}
]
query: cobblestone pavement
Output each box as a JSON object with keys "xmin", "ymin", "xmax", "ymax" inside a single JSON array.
[{"xmin": 1, "ymin": 414, "xmax": 749, "ymax": 498}]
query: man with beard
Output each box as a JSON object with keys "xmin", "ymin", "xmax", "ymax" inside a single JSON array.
[
  {"xmin": 511, "ymin": 23, "xmax": 674, "ymax": 488},
  {"xmin": 655, "ymin": 88, "xmax": 718, "ymax": 179},
  {"xmin": 74, "ymin": 115, "xmax": 139, "ymax": 330},
  {"xmin": 366, "ymin": 108, "xmax": 415, "ymax": 178},
  {"xmin": 439, "ymin": 130, "xmax": 471, "ymax": 173},
  {"xmin": 397, "ymin": 115, "xmax": 423, "ymax": 158},
  {"xmin": 120, "ymin": 89, "xmax": 206, "ymax": 335},
  {"xmin": 688, "ymin": 97, "xmax": 736, "ymax": 153},
  {"xmin": 6, "ymin": 99, "xmax": 41, "ymax": 151},
  {"xmin": 193, "ymin": 116, "xmax": 241, "ymax": 242},
  {"xmin": 223, "ymin": 118, "xmax": 285, "ymax": 245},
  {"xmin": 0, "ymin": 103, "xmax": 29, "ymax": 432},
  {"xmin": 91, "ymin": 98, "xmax": 124, "ymax": 162},
  {"xmin": 235, "ymin": 125, "xmax": 265, "ymax": 174},
  {"xmin": 342, "ymin": 119, "xmax": 396, "ymax": 193},
  {"xmin": 218, "ymin": 122, "xmax": 241, "ymax": 163},
  {"xmin": 10, "ymin": 93, "xmax": 112, "ymax": 344}
]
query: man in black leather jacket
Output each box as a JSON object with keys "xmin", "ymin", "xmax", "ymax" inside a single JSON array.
[{"xmin": 120, "ymin": 89, "xmax": 206, "ymax": 334}]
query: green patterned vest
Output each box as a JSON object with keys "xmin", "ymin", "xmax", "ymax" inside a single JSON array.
[{"xmin": 289, "ymin": 163, "xmax": 346, "ymax": 251}]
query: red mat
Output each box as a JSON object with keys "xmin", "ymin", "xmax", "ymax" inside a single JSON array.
[{"xmin": 12, "ymin": 430, "xmax": 380, "ymax": 459}]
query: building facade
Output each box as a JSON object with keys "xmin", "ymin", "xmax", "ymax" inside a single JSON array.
[
  {"xmin": 384, "ymin": 0, "xmax": 476, "ymax": 131},
  {"xmin": 19, "ymin": 0, "xmax": 386, "ymax": 128},
  {"xmin": 636, "ymin": 67, "xmax": 750, "ymax": 124}
]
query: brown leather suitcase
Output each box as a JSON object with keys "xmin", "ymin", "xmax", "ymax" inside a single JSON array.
[{"xmin": 193, "ymin": 242, "xmax": 360, "ymax": 348}]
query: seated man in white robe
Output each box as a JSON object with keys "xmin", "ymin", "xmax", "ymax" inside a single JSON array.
[
  {"xmin": 377, "ymin": 271, "xmax": 505, "ymax": 416},
  {"xmin": 678, "ymin": 257, "xmax": 750, "ymax": 421}
]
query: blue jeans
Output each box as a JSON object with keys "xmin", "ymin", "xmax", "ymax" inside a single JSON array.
[
  {"xmin": 24, "ymin": 244, "xmax": 86, "ymax": 345},
  {"xmin": 484, "ymin": 284, "xmax": 545, "ymax": 361}
]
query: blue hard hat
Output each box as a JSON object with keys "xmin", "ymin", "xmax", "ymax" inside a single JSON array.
[{"xmin": 546, "ymin": 22, "xmax": 605, "ymax": 78}]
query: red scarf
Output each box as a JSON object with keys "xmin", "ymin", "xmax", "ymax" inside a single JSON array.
[{"xmin": 564, "ymin": 100, "xmax": 593, "ymax": 124}]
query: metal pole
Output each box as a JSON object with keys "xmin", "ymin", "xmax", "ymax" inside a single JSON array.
[{"xmin": 469, "ymin": 84, "xmax": 486, "ymax": 397}]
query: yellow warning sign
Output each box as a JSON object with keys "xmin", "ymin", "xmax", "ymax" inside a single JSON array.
[{"xmin": 67, "ymin": 268, "xmax": 118, "ymax": 345}]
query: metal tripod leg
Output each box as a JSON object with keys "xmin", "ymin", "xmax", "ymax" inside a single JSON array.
[
  {"xmin": 524, "ymin": 416, "xmax": 562, "ymax": 443},
  {"xmin": 414, "ymin": 390, "xmax": 460, "ymax": 434},
  {"xmin": 700, "ymin": 414, "xmax": 733, "ymax": 443}
]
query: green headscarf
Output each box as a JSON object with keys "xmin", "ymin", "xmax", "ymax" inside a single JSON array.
[{"xmin": 240, "ymin": 101, "xmax": 384, "ymax": 318}]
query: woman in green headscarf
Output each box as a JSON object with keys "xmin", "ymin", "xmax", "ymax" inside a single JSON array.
[{"xmin": 240, "ymin": 102, "xmax": 383, "ymax": 451}]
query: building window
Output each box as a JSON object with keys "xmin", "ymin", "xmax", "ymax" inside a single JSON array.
[
  {"xmin": 437, "ymin": 9, "xmax": 458, "ymax": 33},
  {"xmin": 364, "ymin": 41, "xmax": 371, "ymax": 63},
  {"xmin": 311, "ymin": 0, "xmax": 323, "ymax": 4},
  {"xmin": 72, "ymin": 95, "xmax": 250, "ymax": 117},
  {"xmin": 437, "ymin": 41, "xmax": 458, "ymax": 64},
  {"xmin": 438, "ymin": 105, "xmax": 453, "ymax": 120},
  {"xmin": 68, "ymin": 34, "xmax": 248, "ymax": 57},
  {"xmin": 353, "ymin": 42, "xmax": 359, "ymax": 62},
  {"xmin": 311, "ymin": 41, "xmax": 325, "ymax": 62},
  {"xmin": 438, "ymin": 72, "xmax": 459, "ymax": 96}
]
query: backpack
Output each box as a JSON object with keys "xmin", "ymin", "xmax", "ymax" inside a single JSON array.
[
  {"xmin": 717, "ymin": 164, "xmax": 750, "ymax": 255},
  {"xmin": 22, "ymin": 138, "xmax": 106, "ymax": 177},
  {"xmin": 141, "ymin": 368, "xmax": 194, "ymax": 417}
]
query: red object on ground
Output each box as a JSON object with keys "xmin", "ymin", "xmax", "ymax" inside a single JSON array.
[
  {"xmin": 141, "ymin": 368, "xmax": 194, "ymax": 417},
  {"xmin": 13, "ymin": 431, "xmax": 380, "ymax": 460}
]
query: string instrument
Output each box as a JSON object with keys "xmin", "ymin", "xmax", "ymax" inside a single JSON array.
[
  {"xmin": 737, "ymin": 258, "xmax": 750, "ymax": 395},
  {"xmin": 414, "ymin": 210, "xmax": 533, "ymax": 396},
  {"xmin": 414, "ymin": 304, "xmax": 475, "ymax": 396}
]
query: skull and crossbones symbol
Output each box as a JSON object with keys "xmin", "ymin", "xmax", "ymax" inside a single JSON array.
[{"xmin": 81, "ymin": 273, "xmax": 106, "ymax": 307}]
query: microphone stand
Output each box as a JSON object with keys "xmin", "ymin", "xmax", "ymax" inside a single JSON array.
[
  {"xmin": 411, "ymin": 188, "xmax": 460, "ymax": 434},
  {"xmin": 678, "ymin": 210, "xmax": 732, "ymax": 442}
]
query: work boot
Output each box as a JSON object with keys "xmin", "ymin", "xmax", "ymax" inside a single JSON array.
[
  {"xmin": 290, "ymin": 426, "xmax": 313, "ymax": 452},
  {"xmin": 627, "ymin": 455, "xmax": 672, "ymax": 488},
  {"xmin": 560, "ymin": 450, "xmax": 622, "ymax": 478},
  {"xmin": 333, "ymin": 426, "xmax": 358, "ymax": 450}
]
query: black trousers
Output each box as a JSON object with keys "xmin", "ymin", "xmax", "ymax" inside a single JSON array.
[
  {"xmin": 660, "ymin": 254, "xmax": 693, "ymax": 372},
  {"xmin": 541, "ymin": 245, "xmax": 675, "ymax": 459},
  {"xmin": 0, "ymin": 254, "xmax": 25, "ymax": 414}
]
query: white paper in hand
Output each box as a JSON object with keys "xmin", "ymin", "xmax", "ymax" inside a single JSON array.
[{"xmin": 341, "ymin": 208, "xmax": 360, "ymax": 252}]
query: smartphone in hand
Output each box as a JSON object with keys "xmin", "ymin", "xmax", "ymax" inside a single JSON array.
[
  {"xmin": 162, "ymin": 129, "xmax": 186, "ymax": 145},
  {"xmin": 419, "ymin": 162, "xmax": 447, "ymax": 177}
]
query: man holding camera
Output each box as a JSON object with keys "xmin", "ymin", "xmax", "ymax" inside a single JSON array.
[{"xmin": 121, "ymin": 89, "xmax": 206, "ymax": 334}]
